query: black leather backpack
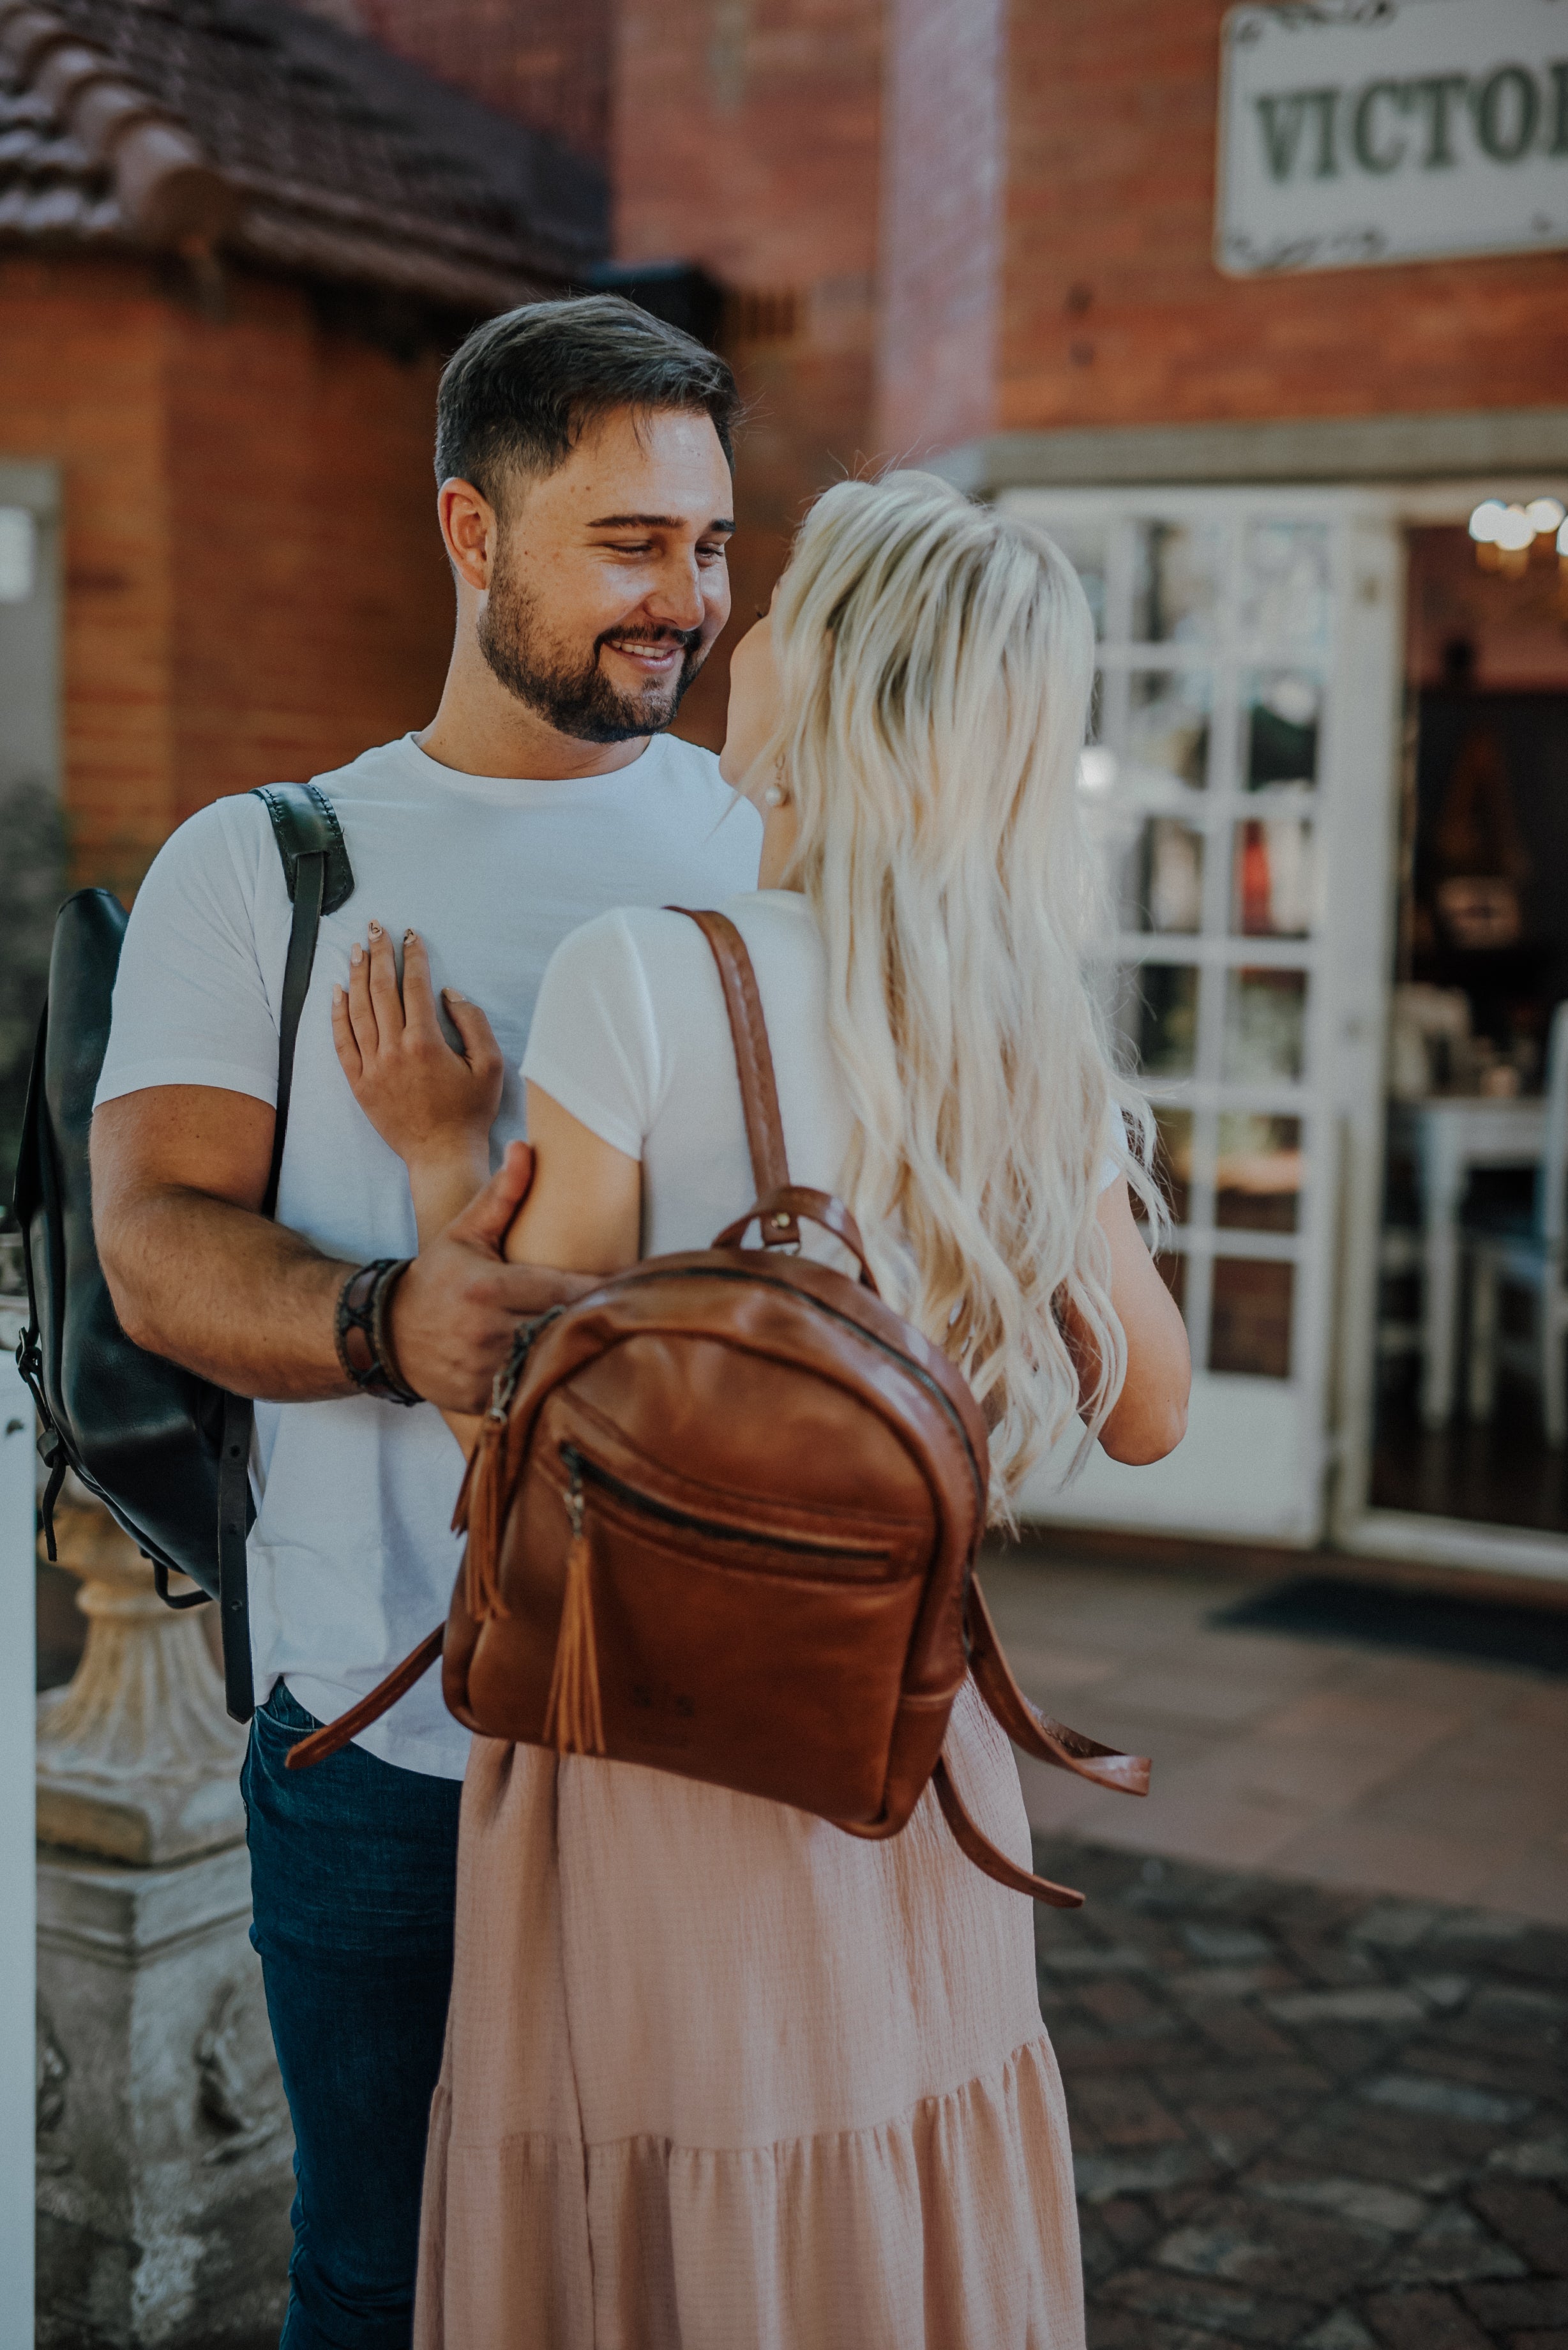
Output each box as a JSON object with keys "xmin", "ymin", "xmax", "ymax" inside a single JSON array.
[{"xmin": 11, "ymin": 782, "xmax": 353, "ymax": 1721}]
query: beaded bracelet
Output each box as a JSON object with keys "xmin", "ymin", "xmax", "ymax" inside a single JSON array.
[{"xmin": 335, "ymin": 1258, "xmax": 420, "ymax": 1406}]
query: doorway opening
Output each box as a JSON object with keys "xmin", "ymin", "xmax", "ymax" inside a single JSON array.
[{"xmin": 1372, "ymin": 514, "xmax": 1568, "ymax": 1537}]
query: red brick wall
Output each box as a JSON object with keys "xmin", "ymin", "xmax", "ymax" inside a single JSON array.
[
  {"xmin": 351, "ymin": 0, "xmax": 611, "ymax": 160},
  {"xmin": 165, "ymin": 277, "xmax": 452, "ymax": 835},
  {"xmin": 0, "ymin": 256, "xmax": 451, "ymax": 889},
  {"xmin": 998, "ymin": 0, "xmax": 1568, "ymax": 439},
  {"xmin": 320, "ymin": 1, "xmax": 888, "ymax": 751},
  {"xmin": 614, "ymin": 0, "xmax": 885, "ymax": 748},
  {"xmin": 0, "ymin": 257, "xmax": 174, "ymax": 890},
  {"xmin": 878, "ymin": 0, "xmax": 1004, "ymax": 461}
]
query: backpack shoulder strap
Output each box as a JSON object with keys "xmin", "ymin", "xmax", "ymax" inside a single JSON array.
[
  {"xmin": 671, "ymin": 907, "xmax": 798, "ymax": 1247},
  {"xmin": 254, "ymin": 780, "xmax": 354, "ymax": 917},
  {"xmin": 931, "ymin": 1573, "xmax": 1152, "ymax": 1909},
  {"xmin": 253, "ymin": 783, "xmax": 354, "ymax": 1211},
  {"xmin": 216, "ymin": 785, "xmax": 356, "ymax": 1721},
  {"xmin": 965, "ymin": 1576, "xmax": 1150, "ymax": 1794},
  {"xmin": 931, "ymin": 1752, "xmax": 1089, "ymax": 1909}
]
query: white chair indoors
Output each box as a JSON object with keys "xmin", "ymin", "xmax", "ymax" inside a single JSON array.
[
  {"xmin": 1465, "ymin": 999, "xmax": 1568, "ymax": 1444},
  {"xmin": 1376, "ymin": 1220, "xmax": 1424, "ymax": 1371},
  {"xmin": 1376, "ymin": 1129, "xmax": 1424, "ymax": 1377}
]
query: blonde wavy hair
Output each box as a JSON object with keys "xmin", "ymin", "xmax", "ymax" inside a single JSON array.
[{"xmin": 767, "ymin": 471, "xmax": 1161, "ymax": 1517}]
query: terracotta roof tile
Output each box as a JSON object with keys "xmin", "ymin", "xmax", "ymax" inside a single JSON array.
[{"xmin": 0, "ymin": 0, "xmax": 605, "ymax": 311}]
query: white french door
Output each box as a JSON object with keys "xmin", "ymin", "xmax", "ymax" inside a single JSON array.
[{"xmin": 1000, "ymin": 486, "xmax": 1403, "ymax": 1542}]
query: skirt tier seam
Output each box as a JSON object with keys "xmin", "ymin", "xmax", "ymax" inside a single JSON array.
[{"xmin": 437, "ymin": 2028, "xmax": 1057, "ymax": 2161}]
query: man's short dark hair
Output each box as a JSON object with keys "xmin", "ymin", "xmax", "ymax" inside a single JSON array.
[{"xmin": 435, "ymin": 294, "xmax": 741, "ymax": 507}]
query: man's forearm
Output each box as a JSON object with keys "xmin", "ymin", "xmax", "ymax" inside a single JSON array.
[
  {"xmin": 102, "ymin": 1183, "xmax": 356, "ymax": 1402},
  {"xmin": 94, "ymin": 1092, "xmax": 589, "ymax": 1414}
]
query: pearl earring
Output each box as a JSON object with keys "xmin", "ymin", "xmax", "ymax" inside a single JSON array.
[{"xmin": 763, "ymin": 784, "xmax": 787, "ymax": 808}]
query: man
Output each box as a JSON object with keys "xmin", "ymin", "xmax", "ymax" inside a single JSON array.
[{"xmin": 91, "ymin": 296, "xmax": 761, "ymax": 2347}]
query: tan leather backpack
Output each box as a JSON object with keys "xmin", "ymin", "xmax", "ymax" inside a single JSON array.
[{"xmin": 291, "ymin": 909, "xmax": 1149, "ymax": 1904}]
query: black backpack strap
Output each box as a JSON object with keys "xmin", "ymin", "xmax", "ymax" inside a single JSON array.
[
  {"xmin": 215, "ymin": 784, "xmax": 354, "ymax": 1722},
  {"xmin": 216, "ymin": 1392, "xmax": 255, "ymax": 1715},
  {"xmin": 254, "ymin": 782, "xmax": 353, "ymax": 1216},
  {"xmin": 255, "ymin": 780, "xmax": 354, "ymax": 920},
  {"xmin": 11, "ymin": 998, "xmax": 61, "ymax": 1556}
]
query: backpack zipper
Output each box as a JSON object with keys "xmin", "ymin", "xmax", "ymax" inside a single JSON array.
[
  {"xmin": 486, "ymin": 1305, "xmax": 567, "ymax": 1426},
  {"xmin": 559, "ymin": 1443, "xmax": 890, "ymax": 1561},
  {"xmin": 595, "ymin": 1263, "xmax": 989, "ymax": 1661}
]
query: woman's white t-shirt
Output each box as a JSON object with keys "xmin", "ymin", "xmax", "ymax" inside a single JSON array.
[{"xmin": 522, "ymin": 893, "xmax": 854, "ymax": 1259}]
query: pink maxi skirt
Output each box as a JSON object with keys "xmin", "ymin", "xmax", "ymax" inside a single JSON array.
[{"xmin": 414, "ymin": 1674, "xmax": 1085, "ymax": 2350}]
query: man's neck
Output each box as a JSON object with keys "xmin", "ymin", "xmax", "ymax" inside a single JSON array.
[{"xmin": 417, "ymin": 644, "xmax": 651, "ymax": 783}]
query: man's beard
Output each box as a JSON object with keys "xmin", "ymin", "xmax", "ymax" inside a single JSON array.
[{"xmin": 478, "ymin": 556, "xmax": 704, "ymax": 744}]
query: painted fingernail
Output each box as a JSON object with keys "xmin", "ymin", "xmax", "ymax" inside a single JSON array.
[
  {"xmin": 333, "ymin": 984, "xmax": 345, "ymax": 1003},
  {"xmin": 444, "ymin": 987, "xmax": 466, "ymax": 1003},
  {"xmin": 404, "ymin": 927, "xmax": 417, "ymax": 945},
  {"xmin": 367, "ymin": 919, "xmax": 382, "ymax": 939},
  {"xmin": 351, "ymin": 943, "xmax": 363, "ymax": 966}
]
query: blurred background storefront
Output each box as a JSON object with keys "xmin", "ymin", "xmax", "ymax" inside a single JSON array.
[
  {"xmin": 5, "ymin": 0, "xmax": 1568, "ymax": 1588},
  {"xmin": 615, "ymin": 0, "xmax": 1568, "ymax": 1588},
  {"xmin": 898, "ymin": 0, "xmax": 1568, "ymax": 1586}
]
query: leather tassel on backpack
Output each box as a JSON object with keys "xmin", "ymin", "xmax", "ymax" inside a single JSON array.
[
  {"xmin": 541, "ymin": 1462, "xmax": 605, "ymax": 1756},
  {"xmin": 453, "ymin": 1406, "xmax": 509, "ymax": 1624}
]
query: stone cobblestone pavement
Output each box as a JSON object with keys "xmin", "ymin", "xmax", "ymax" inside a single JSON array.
[{"xmin": 1034, "ymin": 1835, "xmax": 1568, "ymax": 2350}]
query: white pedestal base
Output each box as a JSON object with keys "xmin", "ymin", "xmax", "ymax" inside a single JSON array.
[{"xmin": 35, "ymin": 1842, "xmax": 294, "ymax": 2349}]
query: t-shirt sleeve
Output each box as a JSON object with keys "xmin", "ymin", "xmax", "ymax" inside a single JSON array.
[
  {"xmin": 94, "ymin": 798, "xmax": 283, "ymax": 1110},
  {"xmin": 520, "ymin": 909, "xmax": 662, "ymax": 1162}
]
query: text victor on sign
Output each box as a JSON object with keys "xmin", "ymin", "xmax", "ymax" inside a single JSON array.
[{"xmin": 1219, "ymin": 0, "xmax": 1568, "ymax": 276}]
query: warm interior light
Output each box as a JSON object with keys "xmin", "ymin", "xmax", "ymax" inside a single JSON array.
[
  {"xmin": 1559, "ymin": 519, "xmax": 1568, "ymax": 557},
  {"xmin": 1468, "ymin": 499, "xmax": 1507, "ymax": 543},
  {"xmin": 1495, "ymin": 504, "xmax": 1535, "ymax": 552},
  {"xmin": 1528, "ymin": 496, "xmax": 1567, "ymax": 536}
]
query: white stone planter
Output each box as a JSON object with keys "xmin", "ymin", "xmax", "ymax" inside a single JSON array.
[{"xmin": 4, "ymin": 1308, "xmax": 294, "ymax": 2348}]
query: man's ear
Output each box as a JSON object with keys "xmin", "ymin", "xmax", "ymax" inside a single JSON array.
[{"xmin": 437, "ymin": 478, "xmax": 498, "ymax": 595}]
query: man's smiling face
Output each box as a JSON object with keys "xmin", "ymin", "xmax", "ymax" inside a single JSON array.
[{"xmin": 476, "ymin": 406, "xmax": 735, "ymax": 743}]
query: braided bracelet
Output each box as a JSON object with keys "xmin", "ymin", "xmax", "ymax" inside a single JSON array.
[{"xmin": 335, "ymin": 1259, "xmax": 420, "ymax": 1406}]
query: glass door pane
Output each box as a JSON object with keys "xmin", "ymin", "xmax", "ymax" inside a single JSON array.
[{"xmin": 1002, "ymin": 486, "xmax": 1376, "ymax": 1541}]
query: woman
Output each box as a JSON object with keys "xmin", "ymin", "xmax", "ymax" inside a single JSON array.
[{"xmin": 333, "ymin": 473, "xmax": 1190, "ymax": 2349}]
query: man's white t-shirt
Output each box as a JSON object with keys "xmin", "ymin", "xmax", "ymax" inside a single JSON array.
[{"xmin": 95, "ymin": 731, "xmax": 762, "ymax": 1778}]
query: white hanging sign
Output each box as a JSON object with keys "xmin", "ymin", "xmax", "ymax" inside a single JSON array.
[{"xmin": 1217, "ymin": 0, "xmax": 1568, "ymax": 275}]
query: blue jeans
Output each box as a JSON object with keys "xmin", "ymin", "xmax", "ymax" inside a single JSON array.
[{"xmin": 243, "ymin": 1679, "xmax": 463, "ymax": 2349}]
